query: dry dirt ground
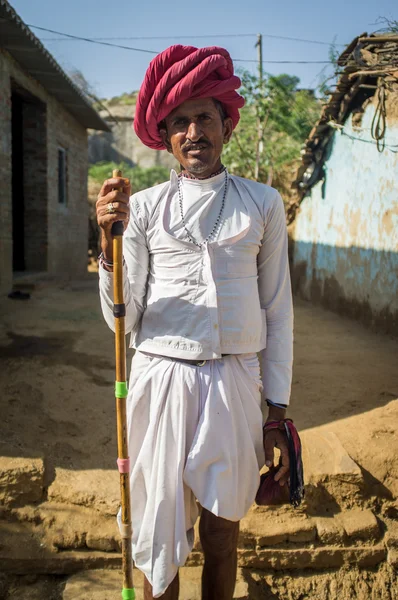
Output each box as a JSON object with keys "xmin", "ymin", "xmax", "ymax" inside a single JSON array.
[{"xmin": 0, "ymin": 274, "xmax": 397, "ymax": 599}]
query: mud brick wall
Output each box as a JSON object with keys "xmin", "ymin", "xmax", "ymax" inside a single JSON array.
[
  {"xmin": 0, "ymin": 48, "xmax": 88, "ymax": 294},
  {"xmin": 289, "ymin": 98, "xmax": 398, "ymax": 337}
]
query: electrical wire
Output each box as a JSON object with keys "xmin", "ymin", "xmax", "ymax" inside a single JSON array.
[
  {"xmin": 36, "ymin": 31, "xmax": 345, "ymax": 47},
  {"xmin": 27, "ymin": 24, "xmax": 158, "ymax": 54},
  {"xmin": 27, "ymin": 23, "xmax": 336, "ymax": 63},
  {"xmin": 235, "ymin": 59, "xmax": 330, "ymax": 64}
]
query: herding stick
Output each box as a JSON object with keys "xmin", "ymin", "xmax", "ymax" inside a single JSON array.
[{"xmin": 111, "ymin": 169, "xmax": 135, "ymax": 599}]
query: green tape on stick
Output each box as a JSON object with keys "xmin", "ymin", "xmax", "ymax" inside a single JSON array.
[
  {"xmin": 122, "ymin": 588, "xmax": 135, "ymax": 600},
  {"xmin": 115, "ymin": 381, "xmax": 128, "ymax": 398}
]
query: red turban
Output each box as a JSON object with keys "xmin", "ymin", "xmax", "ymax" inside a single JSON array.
[{"xmin": 134, "ymin": 45, "xmax": 245, "ymax": 150}]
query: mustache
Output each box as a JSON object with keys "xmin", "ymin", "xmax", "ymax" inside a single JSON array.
[{"xmin": 182, "ymin": 140, "xmax": 212, "ymax": 152}]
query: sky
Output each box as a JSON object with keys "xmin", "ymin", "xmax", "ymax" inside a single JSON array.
[{"xmin": 10, "ymin": 0, "xmax": 398, "ymax": 99}]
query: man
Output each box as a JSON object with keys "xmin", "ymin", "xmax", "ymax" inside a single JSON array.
[{"xmin": 96, "ymin": 45, "xmax": 293, "ymax": 600}]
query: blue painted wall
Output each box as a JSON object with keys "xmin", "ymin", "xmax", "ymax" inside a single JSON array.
[{"xmin": 291, "ymin": 101, "xmax": 398, "ymax": 335}]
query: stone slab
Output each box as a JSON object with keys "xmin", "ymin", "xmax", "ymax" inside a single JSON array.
[
  {"xmin": 387, "ymin": 549, "xmax": 398, "ymax": 568},
  {"xmin": 238, "ymin": 545, "xmax": 387, "ymax": 570},
  {"xmin": 0, "ymin": 456, "xmax": 45, "ymax": 508},
  {"xmin": 315, "ymin": 516, "xmax": 345, "ymax": 545},
  {"xmin": 47, "ymin": 468, "xmax": 120, "ymax": 516},
  {"xmin": 337, "ymin": 508, "xmax": 380, "ymax": 541},
  {"xmin": 300, "ymin": 430, "xmax": 364, "ymax": 506},
  {"xmin": 384, "ymin": 519, "xmax": 398, "ymax": 549},
  {"xmin": 187, "ymin": 545, "xmax": 387, "ymax": 571},
  {"xmin": 240, "ymin": 511, "xmax": 316, "ymax": 546},
  {"xmin": 36, "ymin": 501, "xmax": 121, "ymax": 552}
]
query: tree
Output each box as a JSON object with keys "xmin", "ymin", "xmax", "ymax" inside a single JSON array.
[{"xmin": 223, "ymin": 70, "xmax": 321, "ymax": 199}]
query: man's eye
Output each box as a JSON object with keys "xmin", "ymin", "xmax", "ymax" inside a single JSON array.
[{"xmin": 174, "ymin": 119, "xmax": 187, "ymax": 126}]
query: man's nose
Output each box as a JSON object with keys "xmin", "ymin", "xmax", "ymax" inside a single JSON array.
[{"xmin": 186, "ymin": 121, "xmax": 203, "ymax": 141}]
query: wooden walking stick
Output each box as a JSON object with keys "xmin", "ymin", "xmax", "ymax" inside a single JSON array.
[{"xmin": 112, "ymin": 169, "xmax": 135, "ymax": 599}]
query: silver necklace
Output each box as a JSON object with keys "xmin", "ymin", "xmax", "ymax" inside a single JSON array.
[{"xmin": 178, "ymin": 169, "xmax": 228, "ymax": 247}]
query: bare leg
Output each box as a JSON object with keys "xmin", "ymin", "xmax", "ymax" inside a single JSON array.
[
  {"xmin": 199, "ymin": 508, "xmax": 240, "ymax": 600},
  {"xmin": 144, "ymin": 572, "xmax": 180, "ymax": 600}
]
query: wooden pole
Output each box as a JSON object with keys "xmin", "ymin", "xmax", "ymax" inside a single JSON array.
[
  {"xmin": 255, "ymin": 34, "xmax": 263, "ymax": 181},
  {"xmin": 112, "ymin": 169, "xmax": 135, "ymax": 600},
  {"xmin": 257, "ymin": 33, "xmax": 263, "ymax": 85}
]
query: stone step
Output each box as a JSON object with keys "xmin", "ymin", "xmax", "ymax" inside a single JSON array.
[
  {"xmin": 4, "ymin": 501, "xmax": 382, "ymax": 566},
  {"xmin": 5, "ymin": 564, "xmax": 397, "ymax": 600},
  {"xmin": 239, "ymin": 506, "xmax": 380, "ymax": 548},
  {"xmin": 300, "ymin": 429, "xmax": 364, "ymax": 509},
  {"xmin": 47, "ymin": 467, "xmax": 120, "ymax": 517},
  {"xmin": 187, "ymin": 545, "xmax": 387, "ymax": 570},
  {"xmin": 0, "ymin": 429, "xmax": 363, "ymax": 518},
  {"xmin": 1, "ymin": 545, "xmax": 386, "ymax": 576},
  {"xmin": 62, "ymin": 568, "xmax": 249, "ymax": 600},
  {"xmin": 43, "ymin": 430, "xmax": 364, "ymax": 519},
  {"xmin": 0, "ymin": 520, "xmax": 386, "ymax": 574}
]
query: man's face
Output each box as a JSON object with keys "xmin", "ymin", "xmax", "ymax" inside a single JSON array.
[{"xmin": 160, "ymin": 98, "xmax": 233, "ymax": 178}]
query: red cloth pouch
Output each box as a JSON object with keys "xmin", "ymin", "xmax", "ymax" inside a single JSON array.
[{"xmin": 255, "ymin": 419, "xmax": 305, "ymax": 507}]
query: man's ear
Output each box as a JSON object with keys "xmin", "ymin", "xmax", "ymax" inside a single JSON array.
[
  {"xmin": 222, "ymin": 116, "xmax": 233, "ymax": 145},
  {"xmin": 159, "ymin": 127, "xmax": 172, "ymax": 153}
]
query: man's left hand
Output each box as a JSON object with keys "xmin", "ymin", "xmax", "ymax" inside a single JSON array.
[{"xmin": 263, "ymin": 427, "xmax": 290, "ymax": 487}]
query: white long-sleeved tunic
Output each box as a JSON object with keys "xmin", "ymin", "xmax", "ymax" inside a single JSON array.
[{"xmin": 99, "ymin": 169, "xmax": 293, "ymax": 405}]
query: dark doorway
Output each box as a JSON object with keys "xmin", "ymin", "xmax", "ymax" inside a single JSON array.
[
  {"xmin": 11, "ymin": 84, "xmax": 47, "ymax": 274},
  {"xmin": 11, "ymin": 92, "xmax": 25, "ymax": 271}
]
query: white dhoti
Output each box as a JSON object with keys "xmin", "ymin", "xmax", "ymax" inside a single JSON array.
[{"xmin": 117, "ymin": 351, "xmax": 265, "ymax": 597}]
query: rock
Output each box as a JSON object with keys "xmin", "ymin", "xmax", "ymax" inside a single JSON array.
[
  {"xmin": 30, "ymin": 502, "xmax": 120, "ymax": 552},
  {"xmin": 315, "ymin": 516, "xmax": 345, "ymax": 545},
  {"xmin": 86, "ymin": 532, "xmax": 120, "ymax": 553},
  {"xmin": 387, "ymin": 549, "xmax": 398, "ymax": 569},
  {"xmin": 10, "ymin": 505, "xmax": 43, "ymax": 525},
  {"xmin": 258, "ymin": 518, "xmax": 316, "ymax": 546},
  {"xmin": 233, "ymin": 578, "xmax": 250, "ymax": 599},
  {"xmin": 338, "ymin": 508, "xmax": 380, "ymax": 542},
  {"xmin": 244, "ymin": 563, "xmax": 398, "ymax": 600},
  {"xmin": 178, "ymin": 567, "xmax": 201, "ymax": 600},
  {"xmin": 47, "ymin": 468, "xmax": 120, "ymax": 516},
  {"xmin": 385, "ymin": 519, "xmax": 398, "ymax": 549},
  {"xmin": 186, "ymin": 545, "xmax": 386, "ymax": 571},
  {"xmin": 301, "ymin": 430, "xmax": 364, "ymax": 509},
  {"xmin": 240, "ymin": 511, "xmax": 316, "ymax": 546},
  {"xmin": 237, "ymin": 545, "xmax": 386, "ymax": 570},
  {"xmin": 0, "ymin": 456, "xmax": 45, "ymax": 508},
  {"xmin": 0, "ymin": 515, "xmax": 122, "ymax": 574}
]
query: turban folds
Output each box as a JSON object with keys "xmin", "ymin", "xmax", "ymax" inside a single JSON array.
[{"xmin": 134, "ymin": 45, "xmax": 245, "ymax": 150}]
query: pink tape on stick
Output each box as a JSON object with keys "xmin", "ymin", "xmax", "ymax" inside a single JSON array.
[{"xmin": 117, "ymin": 458, "xmax": 131, "ymax": 473}]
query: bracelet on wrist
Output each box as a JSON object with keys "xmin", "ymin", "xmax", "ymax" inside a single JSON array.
[
  {"xmin": 98, "ymin": 251, "xmax": 113, "ymax": 267},
  {"xmin": 263, "ymin": 418, "xmax": 293, "ymax": 432}
]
